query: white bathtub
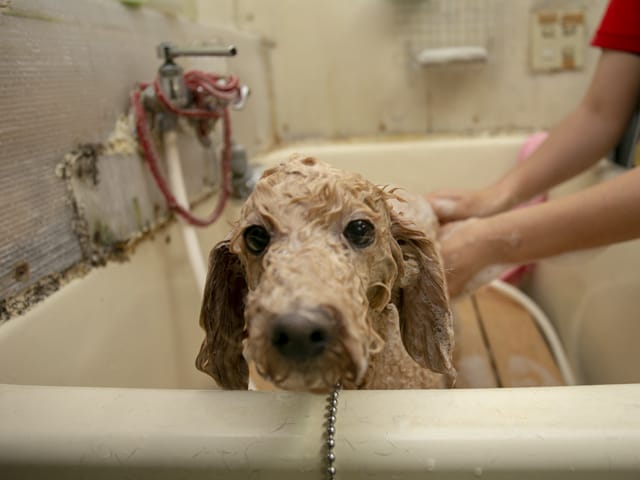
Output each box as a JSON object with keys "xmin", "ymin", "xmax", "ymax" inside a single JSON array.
[{"xmin": 1, "ymin": 136, "xmax": 639, "ymax": 479}]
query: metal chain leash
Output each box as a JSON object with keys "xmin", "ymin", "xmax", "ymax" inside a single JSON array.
[{"xmin": 324, "ymin": 383, "xmax": 341, "ymax": 479}]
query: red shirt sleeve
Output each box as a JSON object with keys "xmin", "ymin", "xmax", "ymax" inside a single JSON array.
[{"xmin": 591, "ymin": 0, "xmax": 640, "ymax": 53}]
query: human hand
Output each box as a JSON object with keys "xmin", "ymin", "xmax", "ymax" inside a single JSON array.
[
  {"xmin": 425, "ymin": 184, "xmax": 511, "ymax": 225},
  {"xmin": 438, "ymin": 218, "xmax": 507, "ymax": 298}
]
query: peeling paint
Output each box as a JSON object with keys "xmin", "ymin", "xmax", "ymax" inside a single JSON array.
[
  {"xmin": 0, "ymin": 115, "xmax": 171, "ymax": 321},
  {"xmin": 61, "ymin": 144, "xmax": 102, "ymax": 186},
  {"xmin": 103, "ymin": 114, "xmax": 139, "ymax": 157},
  {"xmin": 0, "ymin": 217, "xmax": 176, "ymax": 322},
  {"xmin": 0, "ymin": 263, "xmax": 90, "ymax": 323},
  {"xmin": 55, "ymin": 147, "xmax": 98, "ymax": 264}
]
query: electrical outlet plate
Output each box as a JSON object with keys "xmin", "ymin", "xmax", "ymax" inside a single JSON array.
[{"xmin": 530, "ymin": 9, "xmax": 585, "ymax": 73}]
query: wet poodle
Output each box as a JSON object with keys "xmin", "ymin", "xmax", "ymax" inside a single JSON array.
[{"xmin": 196, "ymin": 154, "xmax": 456, "ymax": 391}]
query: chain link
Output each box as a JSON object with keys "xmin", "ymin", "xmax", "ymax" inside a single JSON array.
[{"xmin": 324, "ymin": 383, "xmax": 341, "ymax": 479}]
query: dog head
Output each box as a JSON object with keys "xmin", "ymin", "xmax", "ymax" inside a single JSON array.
[{"xmin": 196, "ymin": 155, "xmax": 454, "ymax": 391}]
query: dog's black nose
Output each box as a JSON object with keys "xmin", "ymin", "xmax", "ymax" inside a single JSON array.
[{"xmin": 270, "ymin": 313, "xmax": 331, "ymax": 361}]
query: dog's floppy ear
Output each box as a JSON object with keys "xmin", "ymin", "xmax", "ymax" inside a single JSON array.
[
  {"xmin": 195, "ymin": 239, "xmax": 248, "ymax": 389},
  {"xmin": 390, "ymin": 211, "xmax": 456, "ymax": 382}
]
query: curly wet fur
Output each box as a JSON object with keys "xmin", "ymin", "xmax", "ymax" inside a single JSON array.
[{"xmin": 196, "ymin": 155, "xmax": 456, "ymax": 391}]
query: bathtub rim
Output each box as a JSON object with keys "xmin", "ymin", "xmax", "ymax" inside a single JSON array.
[
  {"xmin": 257, "ymin": 133, "xmax": 529, "ymax": 159},
  {"xmin": 1, "ymin": 382, "xmax": 640, "ymax": 478}
]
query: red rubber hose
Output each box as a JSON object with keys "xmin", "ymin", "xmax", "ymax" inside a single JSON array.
[{"xmin": 131, "ymin": 71, "xmax": 240, "ymax": 227}]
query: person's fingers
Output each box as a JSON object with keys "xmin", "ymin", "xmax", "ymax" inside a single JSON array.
[
  {"xmin": 441, "ymin": 250, "xmax": 467, "ymax": 299},
  {"xmin": 430, "ymin": 197, "xmax": 461, "ymax": 221},
  {"xmin": 425, "ymin": 191, "xmax": 470, "ymax": 223},
  {"xmin": 437, "ymin": 219, "xmax": 483, "ymax": 298}
]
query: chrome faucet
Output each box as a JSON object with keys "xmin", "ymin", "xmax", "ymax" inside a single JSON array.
[
  {"xmin": 140, "ymin": 41, "xmax": 259, "ymax": 199},
  {"xmin": 155, "ymin": 42, "xmax": 239, "ymax": 108},
  {"xmin": 142, "ymin": 41, "xmax": 250, "ymax": 131}
]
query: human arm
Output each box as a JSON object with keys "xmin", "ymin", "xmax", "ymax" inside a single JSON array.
[
  {"xmin": 442, "ymin": 166, "xmax": 640, "ymax": 297},
  {"xmin": 428, "ymin": 49, "xmax": 640, "ymax": 223}
]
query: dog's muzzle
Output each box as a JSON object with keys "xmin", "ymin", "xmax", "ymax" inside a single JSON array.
[{"xmin": 269, "ymin": 307, "xmax": 335, "ymax": 362}]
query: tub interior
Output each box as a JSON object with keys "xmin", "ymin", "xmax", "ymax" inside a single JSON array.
[{"xmin": 0, "ymin": 135, "xmax": 638, "ymax": 389}]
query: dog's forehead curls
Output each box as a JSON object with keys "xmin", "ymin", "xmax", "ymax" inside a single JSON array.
[{"xmin": 239, "ymin": 155, "xmax": 391, "ymax": 235}]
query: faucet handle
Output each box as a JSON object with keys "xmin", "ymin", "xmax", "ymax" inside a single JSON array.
[
  {"xmin": 156, "ymin": 42, "xmax": 237, "ymax": 62},
  {"xmin": 154, "ymin": 42, "xmax": 238, "ymax": 109}
]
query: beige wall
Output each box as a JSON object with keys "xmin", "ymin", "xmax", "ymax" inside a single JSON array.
[{"xmin": 197, "ymin": 0, "xmax": 609, "ymax": 141}]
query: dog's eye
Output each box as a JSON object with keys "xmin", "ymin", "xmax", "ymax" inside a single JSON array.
[
  {"xmin": 243, "ymin": 225, "xmax": 270, "ymax": 255},
  {"xmin": 344, "ymin": 219, "xmax": 375, "ymax": 249}
]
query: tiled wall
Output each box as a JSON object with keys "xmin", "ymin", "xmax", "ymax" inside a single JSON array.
[{"xmin": 197, "ymin": 0, "xmax": 609, "ymax": 141}]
